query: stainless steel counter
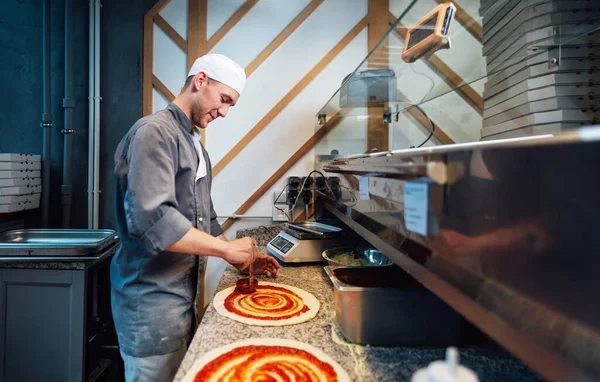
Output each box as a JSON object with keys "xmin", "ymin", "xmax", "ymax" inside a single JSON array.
[
  {"xmin": 0, "ymin": 242, "xmax": 119, "ymax": 270},
  {"xmin": 319, "ymin": 127, "xmax": 600, "ymax": 381}
]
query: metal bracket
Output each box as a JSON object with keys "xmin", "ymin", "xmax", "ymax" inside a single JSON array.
[
  {"xmin": 317, "ymin": 113, "xmax": 326, "ymax": 125},
  {"xmin": 383, "ymin": 110, "xmax": 392, "ymax": 124},
  {"xmin": 549, "ymin": 41, "xmax": 562, "ymax": 67},
  {"xmin": 62, "ymin": 98, "xmax": 76, "ymax": 108}
]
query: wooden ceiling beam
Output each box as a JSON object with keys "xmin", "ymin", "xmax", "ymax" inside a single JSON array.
[
  {"xmin": 188, "ymin": 0, "xmax": 208, "ymax": 144},
  {"xmin": 154, "ymin": 14, "xmax": 187, "ymax": 52},
  {"xmin": 435, "ymin": 0, "xmax": 482, "ymax": 42},
  {"xmin": 221, "ymin": 109, "xmax": 349, "ymax": 231},
  {"xmin": 213, "ymin": 16, "xmax": 369, "ymax": 177},
  {"xmin": 367, "ymin": 0, "xmax": 390, "ymax": 152},
  {"xmin": 246, "ymin": 0, "xmax": 324, "ymax": 77},
  {"xmin": 152, "ymin": 74, "xmax": 176, "ymax": 102},
  {"xmin": 207, "ymin": 0, "xmax": 260, "ymax": 51},
  {"xmin": 397, "ymin": 90, "xmax": 454, "ymax": 145},
  {"xmin": 388, "ymin": 12, "xmax": 483, "ymax": 114},
  {"xmin": 143, "ymin": 0, "xmax": 173, "ymax": 116}
]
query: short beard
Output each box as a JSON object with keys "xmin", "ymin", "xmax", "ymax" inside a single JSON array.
[{"xmin": 190, "ymin": 100, "xmax": 204, "ymax": 128}]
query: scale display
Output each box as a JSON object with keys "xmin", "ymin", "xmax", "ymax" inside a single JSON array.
[{"xmin": 270, "ymin": 236, "xmax": 294, "ymax": 254}]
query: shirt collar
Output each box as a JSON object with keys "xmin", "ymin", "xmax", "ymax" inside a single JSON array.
[
  {"xmin": 167, "ymin": 103, "xmax": 194, "ymax": 136},
  {"xmin": 191, "ymin": 129, "xmax": 202, "ymax": 142}
]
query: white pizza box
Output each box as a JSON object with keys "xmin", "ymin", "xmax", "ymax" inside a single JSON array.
[
  {"xmin": 0, "ymin": 162, "xmax": 41, "ymax": 171},
  {"xmin": 0, "ymin": 199, "xmax": 40, "ymax": 213},
  {"xmin": 0, "ymin": 177, "xmax": 41, "ymax": 188},
  {"xmin": 0, "ymin": 185, "xmax": 42, "ymax": 196},
  {"xmin": 0, "ymin": 193, "xmax": 41, "ymax": 204},
  {"xmin": 0, "ymin": 170, "xmax": 41, "ymax": 179},
  {"xmin": 0, "ymin": 154, "xmax": 41, "ymax": 162}
]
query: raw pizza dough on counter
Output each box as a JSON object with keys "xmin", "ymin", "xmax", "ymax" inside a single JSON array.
[
  {"xmin": 213, "ymin": 281, "xmax": 320, "ymax": 326},
  {"xmin": 182, "ymin": 337, "xmax": 350, "ymax": 382}
]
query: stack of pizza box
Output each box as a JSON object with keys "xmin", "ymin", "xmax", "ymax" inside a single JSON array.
[
  {"xmin": 0, "ymin": 154, "xmax": 42, "ymax": 213},
  {"xmin": 479, "ymin": 0, "xmax": 600, "ymax": 140}
]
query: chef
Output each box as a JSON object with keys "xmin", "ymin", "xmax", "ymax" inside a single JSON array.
[{"xmin": 110, "ymin": 53, "xmax": 279, "ymax": 382}]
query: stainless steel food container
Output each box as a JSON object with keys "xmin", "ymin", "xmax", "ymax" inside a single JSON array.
[
  {"xmin": 325, "ymin": 265, "xmax": 460, "ymax": 346},
  {"xmin": 322, "ymin": 247, "xmax": 393, "ymax": 268},
  {"xmin": 0, "ymin": 229, "xmax": 119, "ymax": 256}
]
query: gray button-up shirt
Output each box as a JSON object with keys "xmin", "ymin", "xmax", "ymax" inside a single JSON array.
[{"xmin": 111, "ymin": 103, "xmax": 223, "ymax": 357}]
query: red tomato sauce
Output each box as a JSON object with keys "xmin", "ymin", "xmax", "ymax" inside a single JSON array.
[
  {"xmin": 193, "ymin": 345, "xmax": 339, "ymax": 382},
  {"xmin": 224, "ymin": 285, "xmax": 310, "ymax": 321}
]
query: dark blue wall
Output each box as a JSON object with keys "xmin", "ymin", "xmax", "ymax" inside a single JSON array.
[
  {"xmin": 100, "ymin": 0, "xmax": 157, "ymax": 229},
  {"xmin": 0, "ymin": 0, "xmax": 156, "ymax": 229},
  {"xmin": 0, "ymin": 0, "xmax": 89, "ymax": 228}
]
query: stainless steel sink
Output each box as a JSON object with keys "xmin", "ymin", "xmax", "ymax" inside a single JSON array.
[{"xmin": 0, "ymin": 229, "xmax": 119, "ymax": 256}]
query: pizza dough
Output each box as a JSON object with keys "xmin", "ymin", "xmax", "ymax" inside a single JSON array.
[
  {"xmin": 182, "ymin": 338, "xmax": 350, "ymax": 382},
  {"xmin": 213, "ymin": 282, "xmax": 320, "ymax": 326}
]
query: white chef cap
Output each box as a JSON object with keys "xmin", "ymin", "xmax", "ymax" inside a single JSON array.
[{"xmin": 187, "ymin": 54, "xmax": 246, "ymax": 96}]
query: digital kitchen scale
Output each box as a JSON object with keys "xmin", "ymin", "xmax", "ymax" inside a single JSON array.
[{"xmin": 267, "ymin": 222, "xmax": 346, "ymax": 263}]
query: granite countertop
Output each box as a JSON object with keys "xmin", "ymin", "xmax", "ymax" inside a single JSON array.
[{"xmin": 173, "ymin": 226, "xmax": 541, "ymax": 381}]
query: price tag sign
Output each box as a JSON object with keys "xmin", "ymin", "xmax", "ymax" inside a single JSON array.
[
  {"xmin": 404, "ymin": 181, "xmax": 429, "ymax": 235},
  {"xmin": 359, "ymin": 176, "xmax": 370, "ymax": 200}
]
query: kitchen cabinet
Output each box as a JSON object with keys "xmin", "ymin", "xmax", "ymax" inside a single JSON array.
[{"xmin": 0, "ymin": 245, "xmax": 119, "ymax": 382}]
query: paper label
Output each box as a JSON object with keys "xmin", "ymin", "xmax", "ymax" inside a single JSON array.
[
  {"xmin": 404, "ymin": 182, "xmax": 428, "ymax": 235},
  {"xmin": 359, "ymin": 176, "xmax": 370, "ymax": 200}
]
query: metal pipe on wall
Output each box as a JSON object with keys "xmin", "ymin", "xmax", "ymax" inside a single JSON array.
[
  {"xmin": 93, "ymin": 0, "xmax": 101, "ymax": 229},
  {"xmin": 61, "ymin": 0, "xmax": 75, "ymax": 228},
  {"xmin": 41, "ymin": 0, "xmax": 52, "ymax": 228},
  {"xmin": 88, "ymin": 0, "xmax": 101, "ymax": 229},
  {"xmin": 87, "ymin": 0, "xmax": 94, "ymax": 228}
]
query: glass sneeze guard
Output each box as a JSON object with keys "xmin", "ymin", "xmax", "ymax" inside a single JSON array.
[{"xmin": 314, "ymin": 0, "xmax": 600, "ymax": 155}]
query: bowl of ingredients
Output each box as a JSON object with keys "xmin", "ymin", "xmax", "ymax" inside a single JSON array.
[{"xmin": 322, "ymin": 247, "xmax": 393, "ymax": 268}]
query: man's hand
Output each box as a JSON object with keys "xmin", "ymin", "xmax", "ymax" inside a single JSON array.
[
  {"xmin": 222, "ymin": 237, "xmax": 257, "ymax": 271},
  {"xmin": 248, "ymin": 254, "xmax": 280, "ymax": 278}
]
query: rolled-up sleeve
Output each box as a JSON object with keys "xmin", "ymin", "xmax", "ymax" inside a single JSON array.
[
  {"xmin": 210, "ymin": 198, "xmax": 224, "ymax": 237},
  {"xmin": 124, "ymin": 124, "xmax": 192, "ymax": 254}
]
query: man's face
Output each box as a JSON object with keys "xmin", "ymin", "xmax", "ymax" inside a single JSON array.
[{"xmin": 190, "ymin": 74, "xmax": 239, "ymax": 129}]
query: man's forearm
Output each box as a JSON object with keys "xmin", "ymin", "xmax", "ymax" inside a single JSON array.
[{"xmin": 167, "ymin": 227, "xmax": 228, "ymax": 257}]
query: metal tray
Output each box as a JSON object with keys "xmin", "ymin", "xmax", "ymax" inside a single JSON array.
[
  {"xmin": 0, "ymin": 229, "xmax": 119, "ymax": 256},
  {"xmin": 324, "ymin": 266, "xmax": 460, "ymax": 346},
  {"xmin": 283, "ymin": 221, "xmax": 342, "ymax": 240}
]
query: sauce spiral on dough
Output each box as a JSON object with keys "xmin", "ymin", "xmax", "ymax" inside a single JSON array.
[
  {"xmin": 224, "ymin": 285, "xmax": 310, "ymax": 320},
  {"xmin": 193, "ymin": 345, "xmax": 339, "ymax": 382}
]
